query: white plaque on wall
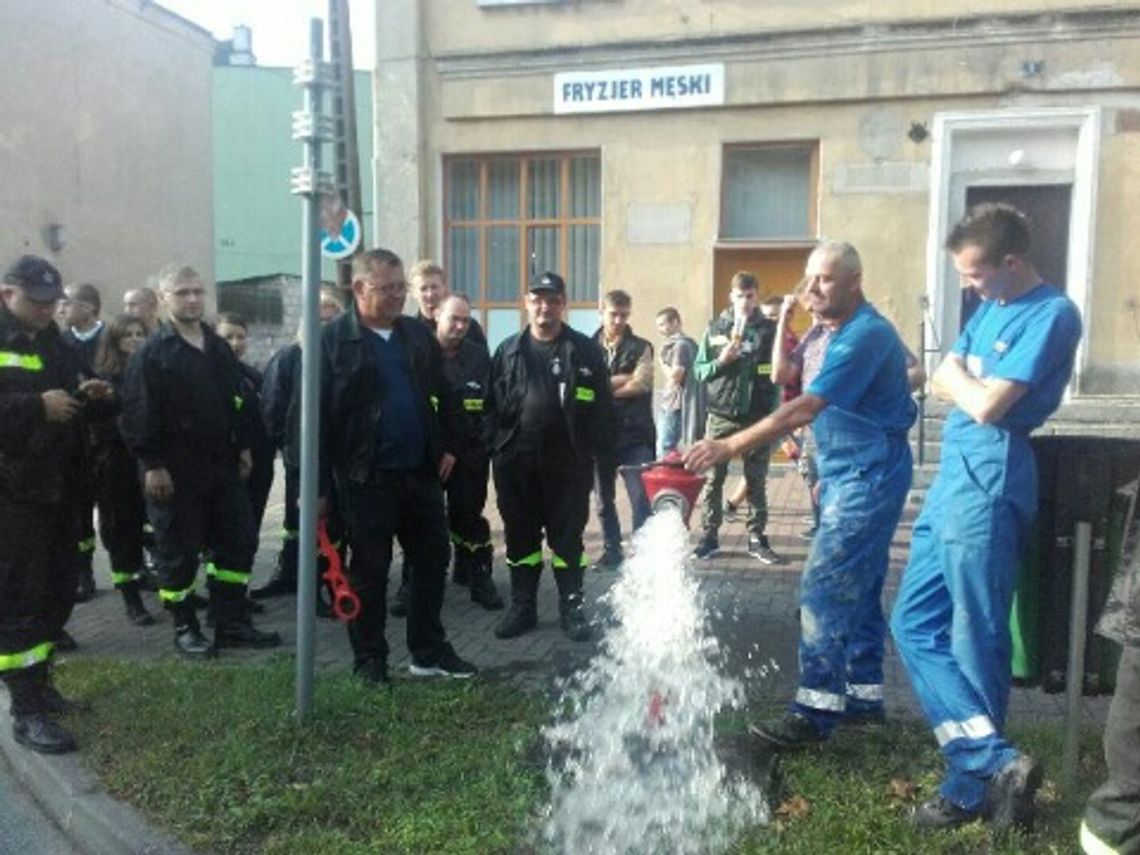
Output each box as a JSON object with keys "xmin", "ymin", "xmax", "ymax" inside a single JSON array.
[{"xmin": 554, "ymin": 63, "xmax": 725, "ymax": 115}]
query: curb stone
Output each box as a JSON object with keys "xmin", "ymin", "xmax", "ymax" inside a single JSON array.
[{"xmin": 0, "ymin": 692, "xmax": 195, "ymax": 855}]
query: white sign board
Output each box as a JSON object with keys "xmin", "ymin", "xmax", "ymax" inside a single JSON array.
[{"xmin": 554, "ymin": 63, "xmax": 725, "ymax": 115}]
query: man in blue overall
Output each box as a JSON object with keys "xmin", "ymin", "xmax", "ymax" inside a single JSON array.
[
  {"xmin": 685, "ymin": 240, "xmax": 915, "ymax": 745},
  {"xmin": 891, "ymin": 203, "xmax": 1082, "ymax": 832}
]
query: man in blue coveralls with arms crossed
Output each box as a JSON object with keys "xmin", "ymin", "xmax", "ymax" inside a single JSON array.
[
  {"xmin": 891, "ymin": 203, "xmax": 1082, "ymax": 832},
  {"xmin": 685, "ymin": 239, "xmax": 916, "ymax": 746}
]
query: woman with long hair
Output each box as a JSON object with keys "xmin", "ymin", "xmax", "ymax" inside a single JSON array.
[{"xmin": 90, "ymin": 314, "xmax": 155, "ymax": 626}]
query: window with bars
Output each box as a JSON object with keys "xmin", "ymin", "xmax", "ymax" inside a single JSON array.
[
  {"xmin": 721, "ymin": 144, "xmax": 818, "ymax": 240},
  {"xmin": 444, "ymin": 152, "xmax": 601, "ymax": 350}
]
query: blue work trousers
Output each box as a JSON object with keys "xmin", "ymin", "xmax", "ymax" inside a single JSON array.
[
  {"xmin": 890, "ymin": 427, "xmax": 1037, "ymax": 812},
  {"xmin": 793, "ymin": 449, "xmax": 911, "ymax": 733}
]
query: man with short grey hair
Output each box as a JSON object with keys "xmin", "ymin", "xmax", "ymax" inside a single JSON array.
[{"xmin": 686, "ymin": 240, "xmax": 916, "ymax": 751}]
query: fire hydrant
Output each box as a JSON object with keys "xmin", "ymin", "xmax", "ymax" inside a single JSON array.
[{"xmin": 636, "ymin": 451, "xmax": 706, "ymax": 528}]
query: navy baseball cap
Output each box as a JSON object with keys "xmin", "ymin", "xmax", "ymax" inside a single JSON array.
[
  {"xmin": 529, "ymin": 271, "xmax": 566, "ymax": 296},
  {"xmin": 3, "ymin": 255, "xmax": 64, "ymax": 302}
]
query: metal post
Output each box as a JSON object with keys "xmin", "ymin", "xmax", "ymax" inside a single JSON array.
[
  {"xmin": 1063, "ymin": 520, "xmax": 1093, "ymax": 791},
  {"xmin": 290, "ymin": 18, "xmax": 333, "ymax": 723}
]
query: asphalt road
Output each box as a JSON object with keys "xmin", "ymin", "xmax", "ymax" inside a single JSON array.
[{"xmin": 0, "ymin": 751, "xmax": 79, "ymax": 855}]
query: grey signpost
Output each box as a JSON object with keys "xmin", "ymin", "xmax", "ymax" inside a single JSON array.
[{"xmin": 290, "ymin": 18, "xmax": 334, "ymax": 722}]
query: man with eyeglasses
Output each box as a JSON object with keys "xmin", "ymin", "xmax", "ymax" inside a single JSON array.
[{"xmin": 318, "ymin": 248, "xmax": 476, "ymax": 684}]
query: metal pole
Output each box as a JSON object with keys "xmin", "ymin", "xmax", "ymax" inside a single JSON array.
[
  {"xmin": 291, "ymin": 18, "xmax": 330, "ymax": 723},
  {"xmin": 1062, "ymin": 520, "xmax": 1093, "ymax": 792}
]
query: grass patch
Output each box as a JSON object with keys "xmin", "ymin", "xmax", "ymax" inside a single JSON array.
[
  {"xmin": 57, "ymin": 660, "xmax": 1106, "ymax": 854},
  {"xmin": 59, "ymin": 658, "xmax": 546, "ymax": 854},
  {"xmin": 719, "ymin": 709, "xmax": 1105, "ymax": 854}
]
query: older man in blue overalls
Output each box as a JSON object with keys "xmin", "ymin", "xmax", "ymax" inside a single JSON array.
[
  {"xmin": 685, "ymin": 239, "xmax": 916, "ymax": 746},
  {"xmin": 892, "ymin": 203, "xmax": 1082, "ymax": 832}
]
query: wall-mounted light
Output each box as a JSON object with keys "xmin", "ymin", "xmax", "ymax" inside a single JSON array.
[
  {"xmin": 1020, "ymin": 59, "xmax": 1045, "ymax": 77},
  {"xmin": 42, "ymin": 223, "xmax": 66, "ymax": 253},
  {"xmin": 907, "ymin": 122, "xmax": 930, "ymax": 144},
  {"xmin": 1008, "ymin": 148, "xmax": 1030, "ymax": 168}
]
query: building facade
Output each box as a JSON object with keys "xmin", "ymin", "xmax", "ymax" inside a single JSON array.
[
  {"xmin": 374, "ymin": 0, "xmax": 1140, "ymax": 395},
  {"xmin": 1, "ymin": 0, "xmax": 215, "ymax": 312}
]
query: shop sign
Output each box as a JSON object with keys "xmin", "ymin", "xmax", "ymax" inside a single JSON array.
[{"xmin": 554, "ymin": 63, "xmax": 724, "ymax": 114}]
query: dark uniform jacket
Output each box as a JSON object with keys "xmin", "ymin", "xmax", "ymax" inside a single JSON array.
[
  {"xmin": 484, "ymin": 325, "xmax": 615, "ymax": 462},
  {"xmin": 260, "ymin": 342, "xmax": 302, "ymax": 469},
  {"xmin": 694, "ymin": 308, "xmax": 779, "ymax": 422},
  {"xmin": 592, "ymin": 325, "xmax": 655, "ymax": 451},
  {"xmin": 441, "ymin": 337, "xmax": 491, "ymax": 468},
  {"xmin": 120, "ymin": 322, "xmax": 251, "ymax": 474},
  {"xmin": 0, "ymin": 309, "xmax": 86, "ymax": 505},
  {"xmin": 318, "ymin": 308, "xmax": 461, "ymax": 493}
]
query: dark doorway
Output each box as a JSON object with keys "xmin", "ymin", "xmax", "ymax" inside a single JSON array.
[{"xmin": 960, "ymin": 184, "xmax": 1071, "ymax": 329}]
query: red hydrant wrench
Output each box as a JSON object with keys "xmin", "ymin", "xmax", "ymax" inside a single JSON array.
[{"xmin": 317, "ymin": 518, "xmax": 360, "ymax": 621}]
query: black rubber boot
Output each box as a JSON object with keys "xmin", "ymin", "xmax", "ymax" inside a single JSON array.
[
  {"xmin": 7, "ymin": 668, "xmax": 77, "ymax": 755},
  {"xmin": 555, "ymin": 566, "xmax": 591, "ymax": 642},
  {"xmin": 251, "ymin": 546, "xmax": 298, "ymax": 600},
  {"xmin": 213, "ymin": 598, "xmax": 281, "ymax": 649},
  {"xmin": 171, "ymin": 603, "xmax": 216, "ymax": 660},
  {"xmin": 469, "ymin": 548, "xmax": 504, "ymax": 610},
  {"xmin": 494, "ymin": 564, "xmax": 540, "ymax": 639},
  {"xmin": 121, "ymin": 582, "xmax": 156, "ymax": 626},
  {"xmin": 389, "ymin": 560, "xmax": 411, "ymax": 618}
]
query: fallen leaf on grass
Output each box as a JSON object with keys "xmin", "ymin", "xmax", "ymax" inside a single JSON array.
[
  {"xmin": 775, "ymin": 795, "xmax": 811, "ymax": 820},
  {"xmin": 886, "ymin": 777, "xmax": 918, "ymax": 802},
  {"xmin": 1037, "ymin": 777, "xmax": 1060, "ymax": 806}
]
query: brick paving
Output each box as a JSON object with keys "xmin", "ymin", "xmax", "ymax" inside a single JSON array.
[{"xmin": 68, "ymin": 462, "xmax": 1107, "ymax": 727}]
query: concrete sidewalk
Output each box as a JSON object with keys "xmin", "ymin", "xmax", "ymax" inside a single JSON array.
[{"xmin": 1, "ymin": 463, "xmax": 1109, "ymax": 853}]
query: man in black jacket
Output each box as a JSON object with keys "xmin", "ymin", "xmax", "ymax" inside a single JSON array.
[
  {"xmin": 485, "ymin": 272, "xmax": 615, "ymax": 641},
  {"xmin": 59, "ymin": 281, "xmax": 105, "ymax": 603},
  {"xmin": 319, "ymin": 249, "xmax": 475, "ymax": 684},
  {"xmin": 591, "ymin": 289, "xmax": 654, "ymax": 572},
  {"xmin": 435, "ymin": 294, "xmax": 503, "ymax": 609},
  {"xmin": 121, "ymin": 264, "xmax": 279, "ymax": 659},
  {"xmin": 0, "ymin": 255, "xmax": 112, "ymax": 754}
]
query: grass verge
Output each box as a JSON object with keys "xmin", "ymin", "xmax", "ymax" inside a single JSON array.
[
  {"xmin": 59, "ymin": 658, "xmax": 546, "ymax": 854},
  {"xmin": 57, "ymin": 659, "xmax": 1105, "ymax": 854}
]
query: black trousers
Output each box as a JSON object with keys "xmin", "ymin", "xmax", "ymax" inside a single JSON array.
[
  {"xmin": 0, "ymin": 497, "xmax": 80, "ymax": 678},
  {"xmin": 445, "ymin": 459, "xmax": 491, "ymax": 555},
  {"xmin": 92, "ymin": 440, "xmax": 146, "ymax": 584},
  {"xmin": 145, "ymin": 460, "xmax": 258, "ymax": 605},
  {"xmin": 247, "ymin": 444, "xmax": 275, "ymax": 533},
  {"xmin": 339, "ymin": 471, "xmax": 450, "ymax": 666},
  {"xmin": 493, "ymin": 451, "xmax": 593, "ymax": 569}
]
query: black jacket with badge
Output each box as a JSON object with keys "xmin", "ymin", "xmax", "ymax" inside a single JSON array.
[
  {"xmin": 484, "ymin": 325, "xmax": 614, "ymax": 462},
  {"xmin": 120, "ymin": 322, "xmax": 251, "ymax": 474},
  {"xmin": 318, "ymin": 307, "xmax": 461, "ymax": 493},
  {"xmin": 0, "ymin": 308, "xmax": 90, "ymax": 505},
  {"xmin": 694, "ymin": 308, "xmax": 779, "ymax": 422},
  {"xmin": 442, "ymin": 337, "xmax": 492, "ymax": 467},
  {"xmin": 592, "ymin": 325, "xmax": 655, "ymax": 451}
]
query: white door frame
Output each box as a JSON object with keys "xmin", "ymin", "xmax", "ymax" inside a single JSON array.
[{"xmin": 924, "ymin": 107, "xmax": 1101, "ymax": 393}]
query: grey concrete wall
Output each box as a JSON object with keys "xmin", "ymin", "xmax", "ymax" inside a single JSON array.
[{"xmin": 0, "ymin": 0, "xmax": 215, "ymax": 315}]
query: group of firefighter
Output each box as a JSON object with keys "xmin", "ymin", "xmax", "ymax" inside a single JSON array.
[{"xmin": 4, "ymin": 201, "xmax": 1137, "ymax": 853}]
